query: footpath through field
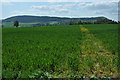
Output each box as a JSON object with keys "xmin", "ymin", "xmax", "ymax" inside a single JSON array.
[{"xmin": 79, "ymin": 25, "xmax": 118, "ymax": 78}]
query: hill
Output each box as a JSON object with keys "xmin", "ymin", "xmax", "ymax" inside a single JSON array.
[{"xmin": 2, "ymin": 15, "xmax": 107, "ymax": 23}]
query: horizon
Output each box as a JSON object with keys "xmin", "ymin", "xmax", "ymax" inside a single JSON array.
[
  {"xmin": 2, "ymin": 14, "xmax": 108, "ymax": 19},
  {"xmin": 2, "ymin": 15, "xmax": 118, "ymax": 22},
  {"xmin": 1, "ymin": 2, "xmax": 119, "ymax": 21}
]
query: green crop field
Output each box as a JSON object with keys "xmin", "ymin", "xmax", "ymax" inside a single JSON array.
[{"xmin": 2, "ymin": 24, "xmax": 119, "ymax": 78}]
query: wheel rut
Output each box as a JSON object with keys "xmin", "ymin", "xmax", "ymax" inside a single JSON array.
[{"xmin": 79, "ymin": 25, "xmax": 118, "ymax": 78}]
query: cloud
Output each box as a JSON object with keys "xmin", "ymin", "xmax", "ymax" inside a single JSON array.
[
  {"xmin": 83, "ymin": 2, "xmax": 117, "ymax": 9},
  {"xmin": 1, "ymin": 0, "xmax": 119, "ymax": 2},
  {"xmin": 31, "ymin": 4, "xmax": 72, "ymax": 14},
  {"xmin": 9, "ymin": 3, "xmax": 80, "ymax": 18},
  {"xmin": 32, "ymin": 5, "xmax": 51, "ymax": 11},
  {"xmin": 82, "ymin": 2, "xmax": 118, "ymax": 16},
  {"xmin": 2, "ymin": 1, "xmax": 119, "ymax": 21},
  {"xmin": 31, "ymin": 2, "xmax": 118, "ymax": 15}
]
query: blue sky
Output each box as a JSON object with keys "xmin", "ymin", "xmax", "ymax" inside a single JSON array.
[{"xmin": 1, "ymin": 1, "xmax": 119, "ymax": 21}]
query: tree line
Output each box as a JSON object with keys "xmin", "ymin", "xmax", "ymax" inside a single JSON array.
[
  {"xmin": 2, "ymin": 18, "xmax": 119, "ymax": 28},
  {"xmin": 69, "ymin": 18, "xmax": 118, "ymax": 25}
]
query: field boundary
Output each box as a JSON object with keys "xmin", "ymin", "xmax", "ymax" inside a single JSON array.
[{"xmin": 80, "ymin": 25, "xmax": 118, "ymax": 78}]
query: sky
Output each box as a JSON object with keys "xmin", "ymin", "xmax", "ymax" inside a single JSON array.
[{"xmin": 1, "ymin": 0, "xmax": 119, "ymax": 21}]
